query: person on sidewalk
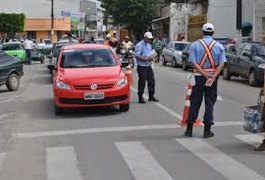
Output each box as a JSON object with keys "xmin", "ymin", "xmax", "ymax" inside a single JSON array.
[
  {"xmin": 135, "ymin": 32, "xmax": 159, "ymax": 104},
  {"xmin": 184, "ymin": 23, "xmax": 226, "ymax": 138},
  {"xmin": 152, "ymin": 34, "xmax": 163, "ymax": 63}
]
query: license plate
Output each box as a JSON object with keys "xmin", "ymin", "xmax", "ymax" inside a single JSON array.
[{"xmin": 84, "ymin": 92, "xmax": 104, "ymax": 100}]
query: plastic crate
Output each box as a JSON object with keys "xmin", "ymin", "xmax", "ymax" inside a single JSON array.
[{"xmin": 243, "ymin": 106, "xmax": 264, "ymax": 133}]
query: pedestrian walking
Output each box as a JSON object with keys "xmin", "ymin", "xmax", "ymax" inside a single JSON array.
[
  {"xmin": 184, "ymin": 23, "xmax": 226, "ymax": 138},
  {"xmin": 162, "ymin": 34, "xmax": 168, "ymax": 48},
  {"xmin": 135, "ymin": 32, "xmax": 159, "ymax": 104},
  {"xmin": 152, "ymin": 34, "xmax": 163, "ymax": 63},
  {"xmin": 23, "ymin": 36, "xmax": 36, "ymax": 65}
]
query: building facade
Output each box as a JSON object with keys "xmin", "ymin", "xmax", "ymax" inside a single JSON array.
[
  {"xmin": 254, "ymin": 0, "xmax": 265, "ymax": 42},
  {"xmin": 0, "ymin": 0, "xmax": 80, "ymax": 42}
]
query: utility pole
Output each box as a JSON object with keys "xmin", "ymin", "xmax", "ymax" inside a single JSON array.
[{"xmin": 51, "ymin": 0, "xmax": 54, "ymax": 42}]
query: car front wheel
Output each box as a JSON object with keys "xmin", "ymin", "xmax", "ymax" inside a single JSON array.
[
  {"xmin": 182, "ymin": 60, "xmax": 188, "ymax": 71},
  {"xmin": 6, "ymin": 73, "xmax": 20, "ymax": 91},
  {"xmin": 162, "ymin": 56, "xmax": 167, "ymax": 66},
  {"xmin": 119, "ymin": 104, "xmax": 130, "ymax": 112},
  {"xmin": 249, "ymin": 70, "xmax": 258, "ymax": 86},
  {"xmin": 222, "ymin": 66, "xmax": 231, "ymax": 80}
]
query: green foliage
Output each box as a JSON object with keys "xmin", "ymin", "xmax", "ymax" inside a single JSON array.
[
  {"xmin": 0, "ymin": 13, "xmax": 25, "ymax": 33},
  {"xmin": 101, "ymin": 0, "xmax": 160, "ymax": 34}
]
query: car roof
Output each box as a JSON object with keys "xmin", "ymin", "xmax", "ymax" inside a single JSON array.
[
  {"xmin": 170, "ymin": 41, "xmax": 190, "ymax": 44},
  {"xmin": 63, "ymin": 44, "xmax": 111, "ymax": 50},
  {"xmin": 3, "ymin": 42, "xmax": 22, "ymax": 45}
]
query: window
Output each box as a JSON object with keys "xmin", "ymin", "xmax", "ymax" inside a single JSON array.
[
  {"xmin": 253, "ymin": 44, "xmax": 265, "ymax": 56},
  {"xmin": 61, "ymin": 49, "xmax": 117, "ymax": 68},
  {"xmin": 175, "ymin": 43, "xmax": 189, "ymax": 51},
  {"xmin": 240, "ymin": 43, "xmax": 252, "ymax": 56}
]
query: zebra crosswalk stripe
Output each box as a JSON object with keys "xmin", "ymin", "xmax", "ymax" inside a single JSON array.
[
  {"xmin": 115, "ymin": 141, "xmax": 173, "ymax": 180},
  {"xmin": 176, "ymin": 138, "xmax": 265, "ymax": 180},
  {"xmin": 234, "ymin": 134, "xmax": 264, "ymax": 147},
  {"xmin": 46, "ymin": 146, "xmax": 83, "ymax": 180}
]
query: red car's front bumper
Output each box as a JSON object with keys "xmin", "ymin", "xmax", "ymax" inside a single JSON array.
[{"xmin": 54, "ymin": 84, "xmax": 130, "ymax": 108}]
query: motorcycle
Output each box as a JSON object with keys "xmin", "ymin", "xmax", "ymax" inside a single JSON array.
[{"xmin": 119, "ymin": 48, "xmax": 135, "ymax": 68}]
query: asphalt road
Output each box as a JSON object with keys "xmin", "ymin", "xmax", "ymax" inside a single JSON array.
[{"xmin": 0, "ymin": 61, "xmax": 264, "ymax": 180}]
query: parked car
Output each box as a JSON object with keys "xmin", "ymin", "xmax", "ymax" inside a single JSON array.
[
  {"xmin": 47, "ymin": 42, "xmax": 71, "ymax": 83},
  {"xmin": 95, "ymin": 38, "xmax": 104, "ymax": 44},
  {"xmin": 0, "ymin": 42, "xmax": 26, "ymax": 62},
  {"xmin": 52, "ymin": 44, "xmax": 130, "ymax": 115},
  {"xmin": 30, "ymin": 49, "xmax": 45, "ymax": 64},
  {"xmin": 0, "ymin": 51, "xmax": 23, "ymax": 91},
  {"xmin": 223, "ymin": 42, "xmax": 265, "ymax": 86},
  {"xmin": 37, "ymin": 39, "xmax": 53, "ymax": 55},
  {"xmin": 181, "ymin": 44, "xmax": 193, "ymax": 71},
  {"xmin": 162, "ymin": 41, "xmax": 190, "ymax": 67}
]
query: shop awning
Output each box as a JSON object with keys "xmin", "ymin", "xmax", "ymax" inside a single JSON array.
[{"xmin": 152, "ymin": 16, "xmax": 169, "ymax": 23}]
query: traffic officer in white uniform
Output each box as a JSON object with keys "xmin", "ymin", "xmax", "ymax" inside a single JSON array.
[{"xmin": 184, "ymin": 23, "xmax": 226, "ymax": 138}]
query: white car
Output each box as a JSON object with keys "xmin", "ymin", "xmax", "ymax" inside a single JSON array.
[
  {"xmin": 37, "ymin": 39, "xmax": 53, "ymax": 49},
  {"xmin": 162, "ymin": 41, "xmax": 190, "ymax": 67}
]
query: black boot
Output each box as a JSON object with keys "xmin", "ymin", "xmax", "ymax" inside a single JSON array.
[
  {"xmin": 138, "ymin": 96, "xmax": 146, "ymax": 104},
  {"xmin": 203, "ymin": 124, "xmax": 214, "ymax": 138},
  {"xmin": 148, "ymin": 95, "xmax": 159, "ymax": 102},
  {"xmin": 184, "ymin": 123, "xmax": 193, "ymax": 137},
  {"xmin": 254, "ymin": 139, "xmax": 265, "ymax": 151}
]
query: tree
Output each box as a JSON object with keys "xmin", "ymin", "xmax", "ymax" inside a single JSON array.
[
  {"xmin": 101, "ymin": 0, "xmax": 160, "ymax": 36},
  {"xmin": 0, "ymin": 13, "xmax": 25, "ymax": 42}
]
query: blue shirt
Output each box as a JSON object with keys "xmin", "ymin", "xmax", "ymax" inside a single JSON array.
[
  {"xmin": 188, "ymin": 36, "xmax": 226, "ymax": 70},
  {"xmin": 135, "ymin": 40, "xmax": 152, "ymax": 67}
]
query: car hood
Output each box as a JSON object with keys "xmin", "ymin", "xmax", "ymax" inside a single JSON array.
[{"xmin": 58, "ymin": 66, "xmax": 123, "ymax": 84}]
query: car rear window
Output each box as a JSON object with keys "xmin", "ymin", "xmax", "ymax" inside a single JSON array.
[
  {"xmin": 2, "ymin": 44, "xmax": 22, "ymax": 51},
  {"xmin": 61, "ymin": 49, "xmax": 116, "ymax": 68}
]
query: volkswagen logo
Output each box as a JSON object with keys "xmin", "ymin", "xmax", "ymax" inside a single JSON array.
[{"xmin": 90, "ymin": 84, "xmax": 97, "ymax": 90}]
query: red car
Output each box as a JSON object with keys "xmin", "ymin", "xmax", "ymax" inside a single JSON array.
[{"xmin": 53, "ymin": 44, "xmax": 130, "ymax": 115}]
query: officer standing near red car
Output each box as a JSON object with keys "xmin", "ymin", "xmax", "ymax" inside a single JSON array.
[{"xmin": 184, "ymin": 23, "xmax": 226, "ymax": 138}]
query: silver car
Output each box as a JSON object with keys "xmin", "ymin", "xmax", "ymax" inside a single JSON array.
[{"xmin": 162, "ymin": 41, "xmax": 190, "ymax": 67}]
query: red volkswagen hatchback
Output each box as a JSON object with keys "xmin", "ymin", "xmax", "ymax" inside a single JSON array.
[{"xmin": 53, "ymin": 44, "xmax": 130, "ymax": 115}]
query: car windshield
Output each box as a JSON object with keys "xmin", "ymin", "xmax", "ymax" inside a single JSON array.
[
  {"xmin": 44, "ymin": 40, "xmax": 52, "ymax": 44},
  {"xmin": 175, "ymin": 43, "xmax": 189, "ymax": 51},
  {"xmin": 255, "ymin": 44, "xmax": 265, "ymax": 56},
  {"xmin": 53, "ymin": 45, "xmax": 65, "ymax": 57},
  {"xmin": 61, "ymin": 49, "xmax": 116, "ymax": 68},
  {"xmin": 1, "ymin": 43, "xmax": 22, "ymax": 51}
]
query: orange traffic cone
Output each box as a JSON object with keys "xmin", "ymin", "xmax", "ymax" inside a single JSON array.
[
  {"xmin": 125, "ymin": 65, "xmax": 134, "ymax": 85},
  {"xmin": 179, "ymin": 83, "xmax": 203, "ymax": 127}
]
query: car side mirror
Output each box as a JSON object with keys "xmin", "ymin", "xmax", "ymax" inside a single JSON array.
[
  {"xmin": 121, "ymin": 61, "xmax": 130, "ymax": 68},
  {"xmin": 47, "ymin": 64, "xmax": 57, "ymax": 70}
]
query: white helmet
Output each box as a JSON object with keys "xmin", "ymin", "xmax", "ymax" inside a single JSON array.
[{"xmin": 106, "ymin": 34, "xmax": 111, "ymax": 39}]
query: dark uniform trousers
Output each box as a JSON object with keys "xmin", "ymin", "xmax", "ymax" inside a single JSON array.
[
  {"xmin": 188, "ymin": 76, "xmax": 218, "ymax": 125},
  {"xmin": 137, "ymin": 65, "xmax": 155, "ymax": 97}
]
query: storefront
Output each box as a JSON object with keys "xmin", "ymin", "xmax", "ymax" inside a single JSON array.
[{"xmin": 24, "ymin": 17, "xmax": 71, "ymax": 43}]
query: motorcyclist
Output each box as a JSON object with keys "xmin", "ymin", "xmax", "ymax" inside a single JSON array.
[
  {"xmin": 104, "ymin": 34, "xmax": 112, "ymax": 46},
  {"xmin": 122, "ymin": 36, "xmax": 134, "ymax": 51}
]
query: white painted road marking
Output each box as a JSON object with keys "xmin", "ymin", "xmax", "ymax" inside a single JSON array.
[
  {"xmin": 176, "ymin": 138, "xmax": 265, "ymax": 180},
  {"xmin": 13, "ymin": 121, "xmax": 244, "ymax": 139},
  {"xmin": 131, "ymin": 87, "xmax": 183, "ymax": 120},
  {"xmin": 235, "ymin": 134, "xmax": 265, "ymax": 147},
  {"xmin": 0, "ymin": 95, "xmax": 22, "ymax": 103},
  {"xmin": 115, "ymin": 141, "xmax": 173, "ymax": 180},
  {"xmin": 14, "ymin": 124, "xmax": 180, "ymax": 139},
  {"xmin": 46, "ymin": 146, "xmax": 83, "ymax": 180}
]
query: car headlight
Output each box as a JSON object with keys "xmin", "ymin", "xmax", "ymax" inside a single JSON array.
[
  {"xmin": 56, "ymin": 79, "xmax": 71, "ymax": 90},
  {"xmin": 116, "ymin": 78, "xmax": 127, "ymax": 87}
]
